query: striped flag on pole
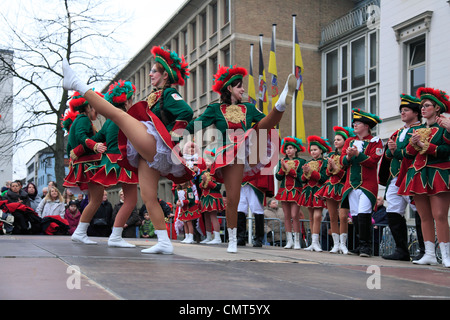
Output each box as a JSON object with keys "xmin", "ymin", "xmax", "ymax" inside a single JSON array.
[
  {"xmin": 268, "ymin": 24, "xmax": 279, "ymax": 108},
  {"xmin": 248, "ymin": 44, "xmax": 257, "ymax": 105},
  {"xmin": 293, "ymin": 16, "xmax": 306, "ymax": 141},
  {"xmin": 258, "ymin": 34, "xmax": 269, "ymax": 114}
]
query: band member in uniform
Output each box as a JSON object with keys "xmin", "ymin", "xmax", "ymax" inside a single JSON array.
[
  {"xmin": 199, "ymin": 150, "xmax": 224, "ymax": 244},
  {"xmin": 399, "ymin": 88, "xmax": 450, "ymax": 267},
  {"xmin": 275, "ymin": 136, "xmax": 306, "ymax": 249},
  {"xmin": 316, "ymin": 126, "xmax": 354, "ymax": 254},
  {"xmin": 380, "ymin": 94, "xmax": 422, "ymax": 261},
  {"xmin": 300, "ymin": 136, "xmax": 331, "ymax": 252},
  {"xmin": 341, "ymin": 109, "xmax": 383, "ymax": 257}
]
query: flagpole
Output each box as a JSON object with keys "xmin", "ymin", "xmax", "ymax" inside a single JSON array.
[
  {"xmin": 292, "ymin": 14, "xmax": 296, "ymax": 137},
  {"xmin": 259, "ymin": 34, "xmax": 263, "ymax": 112}
]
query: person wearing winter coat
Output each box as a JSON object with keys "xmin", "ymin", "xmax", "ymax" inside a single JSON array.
[
  {"xmin": 35, "ymin": 186, "xmax": 65, "ymax": 219},
  {"xmin": 25, "ymin": 182, "xmax": 42, "ymax": 211},
  {"xmin": 65, "ymin": 200, "xmax": 82, "ymax": 235},
  {"xmin": 4, "ymin": 181, "xmax": 31, "ymax": 207}
]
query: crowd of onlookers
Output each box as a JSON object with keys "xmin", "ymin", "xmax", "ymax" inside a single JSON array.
[{"xmin": 0, "ymin": 180, "xmax": 160, "ymax": 239}]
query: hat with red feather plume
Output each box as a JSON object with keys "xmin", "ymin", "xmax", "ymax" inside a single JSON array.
[
  {"xmin": 61, "ymin": 108, "xmax": 80, "ymax": 134},
  {"xmin": 105, "ymin": 80, "xmax": 136, "ymax": 107},
  {"xmin": 307, "ymin": 135, "xmax": 332, "ymax": 154},
  {"xmin": 280, "ymin": 136, "xmax": 306, "ymax": 155},
  {"xmin": 151, "ymin": 46, "xmax": 190, "ymax": 86},
  {"xmin": 416, "ymin": 87, "xmax": 450, "ymax": 113},
  {"xmin": 212, "ymin": 65, "xmax": 248, "ymax": 94},
  {"xmin": 68, "ymin": 90, "xmax": 104, "ymax": 112},
  {"xmin": 333, "ymin": 126, "xmax": 355, "ymax": 140}
]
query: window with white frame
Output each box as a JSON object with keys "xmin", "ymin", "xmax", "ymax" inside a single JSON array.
[
  {"xmin": 407, "ymin": 37, "xmax": 426, "ymax": 96},
  {"xmin": 392, "ymin": 11, "xmax": 432, "ymax": 96},
  {"xmin": 323, "ymin": 30, "xmax": 379, "ymax": 140}
]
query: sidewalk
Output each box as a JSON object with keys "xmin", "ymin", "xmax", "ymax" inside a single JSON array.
[{"xmin": 1, "ymin": 235, "xmax": 449, "ymax": 300}]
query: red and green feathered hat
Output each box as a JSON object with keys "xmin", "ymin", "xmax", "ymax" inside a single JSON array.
[
  {"xmin": 416, "ymin": 87, "xmax": 450, "ymax": 113},
  {"xmin": 105, "ymin": 80, "xmax": 136, "ymax": 107},
  {"xmin": 61, "ymin": 109, "xmax": 79, "ymax": 134},
  {"xmin": 212, "ymin": 65, "xmax": 248, "ymax": 94},
  {"xmin": 151, "ymin": 46, "xmax": 190, "ymax": 86},
  {"xmin": 68, "ymin": 90, "xmax": 104, "ymax": 112},
  {"xmin": 333, "ymin": 126, "xmax": 355, "ymax": 140},
  {"xmin": 307, "ymin": 135, "xmax": 332, "ymax": 153},
  {"xmin": 280, "ymin": 136, "xmax": 306, "ymax": 155},
  {"xmin": 68, "ymin": 91, "xmax": 88, "ymax": 112},
  {"xmin": 352, "ymin": 108, "xmax": 382, "ymax": 129}
]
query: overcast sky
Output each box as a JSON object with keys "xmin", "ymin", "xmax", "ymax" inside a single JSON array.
[{"xmin": 0, "ymin": 0, "xmax": 186, "ymax": 179}]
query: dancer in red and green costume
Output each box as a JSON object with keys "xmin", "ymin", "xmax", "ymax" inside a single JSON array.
[
  {"xmin": 398, "ymin": 87, "xmax": 450, "ymax": 267},
  {"xmin": 62, "ymin": 46, "xmax": 194, "ymax": 254},
  {"xmin": 300, "ymin": 136, "xmax": 331, "ymax": 252},
  {"xmin": 341, "ymin": 108, "xmax": 383, "ymax": 257},
  {"xmin": 275, "ymin": 136, "xmax": 306, "ymax": 249},
  {"xmin": 199, "ymin": 149, "xmax": 224, "ymax": 244},
  {"xmin": 72, "ymin": 80, "xmax": 139, "ymax": 248},
  {"xmin": 175, "ymin": 181, "xmax": 201, "ymax": 244},
  {"xmin": 316, "ymin": 126, "xmax": 354, "ymax": 254},
  {"xmin": 63, "ymin": 90, "xmax": 107, "ymax": 245},
  {"xmin": 380, "ymin": 94, "xmax": 422, "ymax": 261},
  {"xmin": 185, "ymin": 65, "xmax": 296, "ymax": 253}
]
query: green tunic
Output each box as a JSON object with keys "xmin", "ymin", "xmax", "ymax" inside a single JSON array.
[
  {"xmin": 150, "ymin": 87, "xmax": 193, "ymax": 133},
  {"xmin": 384, "ymin": 122, "xmax": 422, "ymax": 193},
  {"xmin": 66, "ymin": 114, "xmax": 97, "ymax": 157},
  {"xmin": 185, "ymin": 102, "xmax": 266, "ymax": 145}
]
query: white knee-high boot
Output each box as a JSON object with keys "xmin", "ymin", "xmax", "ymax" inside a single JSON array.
[
  {"xmin": 439, "ymin": 242, "xmax": 450, "ymax": 268},
  {"xmin": 227, "ymin": 228, "xmax": 237, "ymax": 253},
  {"xmin": 329, "ymin": 233, "xmax": 340, "ymax": 253},
  {"xmin": 284, "ymin": 232, "xmax": 293, "ymax": 249},
  {"xmin": 108, "ymin": 227, "xmax": 136, "ymax": 248},
  {"xmin": 207, "ymin": 231, "xmax": 222, "ymax": 244},
  {"xmin": 311, "ymin": 234, "xmax": 322, "ymax": 252},
  {"xmin": 293, "ymin": 232, "xmax": 301, "ymax": 250},
  {"xmin": 71, "ymin": 222, "xmax": 97, "ymax": 245},
  {"xmin": 412, "ymin": 241, "xmax": 438, "ymax": 265},
  {"xmin": 141, "ymin": 229, "xmax": 173, "ymax": 254},
  {"xmin": 200, "ymin": 231, "xmax": 212, "ymax": 243},
  {"xmin": 339, "ymin": 233, "xmax": 349, "ymax": 254},
  {"xmin": 274, "ymin": 74, "xmax": 297, "ymax": 112}
]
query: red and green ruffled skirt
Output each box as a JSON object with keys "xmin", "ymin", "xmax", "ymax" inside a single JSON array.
[
  {"xmin": 200, "ymin": 192, "xmax": 225, "ymax": 213},
  {"xmin": 86, "ymin": 153, "xmax": 138, "ymax": 188},
  {"xmin": 398, "ymin": 162, "xmax": 450, "ymax": 196},
  {"xmin": 63, "ymin": 154, "xmax": 102, "ymax": 192},
  {"xmin": 275, "ymin": 187, "xmax": 302, "ymax": 205},
  {"xmin": 315, "ymin": 181, "xmax": 345, "ymax": 202},
  {"xmin": 299, "ymin": 185, "xmax": 327, "ymax": 208},
  {"xmin": 178, "ymin": 204, "xmax": 202, "ymax": 222}
]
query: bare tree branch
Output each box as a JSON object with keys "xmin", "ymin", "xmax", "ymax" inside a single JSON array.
[{"xmin": 0, "ymin": 0, "xmax": 131, "ymax": 186}]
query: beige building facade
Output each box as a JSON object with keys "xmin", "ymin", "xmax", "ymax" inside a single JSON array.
[{"xmin": 106, "ymin": 0, "xmax": 355, "ymax": 200}]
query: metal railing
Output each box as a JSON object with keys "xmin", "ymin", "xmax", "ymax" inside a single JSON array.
[
  {"xmin": 320, "ymin": 0, "xmax": 380, "ymax": 46},
  {"xmin": 162, "ymin": 215, "xmax": 446, "ymax": 261}
]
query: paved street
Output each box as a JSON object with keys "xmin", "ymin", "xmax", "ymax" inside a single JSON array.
[{"xmin": 1, "ymin": 235, "xmax": 449, "ymax": 304}]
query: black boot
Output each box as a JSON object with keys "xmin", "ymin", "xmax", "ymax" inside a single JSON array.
[
  {"xmin": 382, "ymin": 213, "xmax": 410, "ymax": 261},
  {"xmin": 253, "ymin": 214, "xmax": 265, "ymax": 247},
  {"xmin": 358, "ymin": 214, "xmax": 372, "ymax": 257},
  {"xmin": 237, "ymin": 212, "xmax": 247, "ymax": 246},
  {"xmin": 412, "ymin": 211, "xmax": 425, "ymax": 261},
  {"xmin": 349, "ymin": 215, "xmax": 360, "ymax": 255}
]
